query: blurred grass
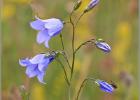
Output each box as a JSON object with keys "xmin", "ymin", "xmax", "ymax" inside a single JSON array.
[{"xmin": 2, "ymin": 0, "xmax": 138, "ymax": 100}]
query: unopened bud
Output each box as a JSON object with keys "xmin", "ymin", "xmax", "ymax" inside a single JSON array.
[
  {"xmin": 74, "ymin": 0, "xmax": 82, "ymax": 11},
  {"xmin": 84, "ymin": 0, "xmax": 99, "ymax": 13},
  {"xmin": 95, "ymin": 39, "xmax": 111, "ymax": 53}
]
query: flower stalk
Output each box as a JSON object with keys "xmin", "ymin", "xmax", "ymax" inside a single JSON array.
[
  {"xmin": 59, "ymin": 33, "xmax": 72, "ymax": 70},
  {"xmin": 55, "ymin": 57, "xmax": 70, "ymax": 86},
  {"xmin": 74, "ymin": 38, "xmax": 95, "ymax": 54},
  {"xmin": 19, "ymin": 0, "xmax": 116, "ymax": 99},
  {"xmin": 74, "ymin": 12, "xmax": 85, "ymax": 27},
  {"xmin": 75, "ymin": 78, "xmax": 95, "ymax": 100},
  {"xmin": 60, "ymin": 33, "xmax": 65, "ymax": 50}
]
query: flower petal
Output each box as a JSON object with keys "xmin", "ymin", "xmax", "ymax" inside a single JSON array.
[
  {"xmin": 30, "ymin": 54, "xmax": 46, "ymax": 64},
  {"xmin": 100, "ymin": 84, "xmax": 113, "ymax": 93},
  {"xmin": 19, "ymin": 58, "xmax": 30, "ymax": 67},
  {"xmin": 38, "ymin": 58, "xmax": 50, "ymax": 72},
  {"xmin": 37, "ymin": 72, "xmax": 46, "ymax": 84},
  {"xmin": 44, "ymin": 18, "xmax": 63, "ymax": 36},
  {"xmin": 30, "ymin": 19, "xmax": 45, "ymax": 31},
  {"xmin": 26, "ymin": 65, "xmax": 38, "ymax": 78},
  {"xmin": 37, "ymin": 30, "xmax": 49, "ymax": 44},
  {"xmin": 44, "ymin": 36, "xmax": 51, "ymax": 48}
]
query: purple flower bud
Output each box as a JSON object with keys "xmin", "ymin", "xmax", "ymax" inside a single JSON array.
[
  {"xmin": 95, "ymin": 80, "xmax": 114, "ymax": 93},
  {"xmin": 19, "ymin": 53, "xmax": 55, "ymax": 84},
  {"xmin": 84, "ymin": 0, "xmax": 99, "ymax": 13},
  {"xmin": 30, "ymin": 16, "xmax": 64, "ymax": 48},
  {"xmin": 95, "ymin": 40, "xmax": 111, "ymax": 53}
]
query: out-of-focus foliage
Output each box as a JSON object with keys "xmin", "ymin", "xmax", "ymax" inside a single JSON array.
[{"xmin": 2, "ymin": 0, "xmax": 138, "ymax": 100}]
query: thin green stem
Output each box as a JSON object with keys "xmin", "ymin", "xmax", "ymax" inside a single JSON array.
[
  {"xmin": 60, "ymin": 33, "xmax": 65, "ymax": 50},
  {"xmin": 68, "ymin": 10, "xmax": 85, "ymax": 100},
  {"xmin": 69, "ymin": 10, "xmax": 75, "ymax": 81},
  {"xmin": 76, "ymin": 79, "xmax": 88, "ymax": 100},
  {"xmin": 55, "ymin": 58, "xmax": 70, "ymax": 86},
  {"xmin": 74, "ymin": 12, "xmax": 85, "ymax": 27},
  {"xmin": 68, "ymin": 10, "xmax": 75, "ymax": 100},
  {"xmin": 68, "ymin": 85, "xmax": 71, "ymax": 100},
  {"xmin": 69, "ymin": 11, "xmax": 85, "ymax": 100},
  {"xmin": 59, "ymin": 34, "xmax": 71, "ymax": 70},
  {"xmin": 71, "ymin": 22, "xmax": 75, "ymax": 81},
  {"xmin": 75, "ymin": 78, "xmax": 96, "ymax": 100},
  {"xmin": 62, "ymin": 52, "xmax": 72, "ymax": 70},
  {"xmin": 70, "ymin": 11, "xmax": 86, "ymax": 80},
  {"xmin": 74, "ymin": 39, "xmax": 95, "ymax": 54}
]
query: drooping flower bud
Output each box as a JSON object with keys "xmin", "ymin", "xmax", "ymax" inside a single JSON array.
[
  {"xmin": 84, "ymin": 0, "xmax": 99, "ymax": 13},
  {"xmin": 95, "ymin": 39, "xmax": 111, "ymax": 53},
  {"xmin": 74, "ymin": 0, "xmax": 82, "ymax": 11},
  {"xmin": 95, "ymin": 80, "xmax": 115, "ymax": 93}
]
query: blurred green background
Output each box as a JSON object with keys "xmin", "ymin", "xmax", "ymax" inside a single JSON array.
[{"xmin": 2, "ymin": 0, "xmax": 139, "ymax": 100}]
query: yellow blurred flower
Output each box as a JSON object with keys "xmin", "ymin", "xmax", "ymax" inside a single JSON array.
[
  {"xmin": 2, "ymin": 4, "xmax": 16, "ymax": 20},
  {"xmin": 112, "ymin": 22, "xmax": 132, "ymax": 63},
  {"xmin": 31, "ymin": 83, "xmax": 45, "ymax": 100},
  {"xmin": 78, "ymin": 0, "xmax": 91, "ymax": 12},
  {"xmin": 112, "ymin": 21, "xmax": 133, "ymax": 74}
]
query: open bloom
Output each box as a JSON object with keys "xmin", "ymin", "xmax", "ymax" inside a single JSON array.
[
  {"xmin": 95, "ymin": 41, "xmax": 111, "ymax": 53},
  {"xmin": 30, "ymin": 16, "xmax": 64, "ymax": 48},
  {"xmin": 84, "ymin": 0, "xmax": 99, "ymax": 13},
  {"xmin": 95, "ymin": 80, "xmax": 114, "ymax": 93},
  {"xmin": 19, "ymin": 53, "xmax": 55, "ymax": 84}
]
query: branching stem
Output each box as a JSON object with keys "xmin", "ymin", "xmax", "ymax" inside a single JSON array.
[
  {"xmin": 59, "ymin": 34, "xmax": 71, "ymax": 70},
  {"xmin": 75, "ymin": 12, "xmax": 85, "ymax": 27},
  {"xmin": 74, "ymin": 38, "xmax": 95, "ymax": 54},
  {"xmin": 69, "ymin": 10, "xmax": 85, "ymax": 100},
  {"xmin": 75, "ymin": 77, "xmax": 96, "ymax": 100}
]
